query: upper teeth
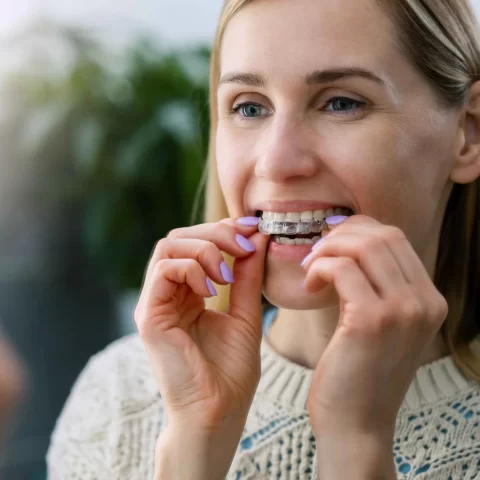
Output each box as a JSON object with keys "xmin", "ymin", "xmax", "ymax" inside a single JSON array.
[{"xmin": 261, "ymin": 207, "xmax": 351, "ymax": 222}]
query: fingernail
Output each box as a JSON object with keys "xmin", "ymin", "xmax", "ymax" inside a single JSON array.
[
  {"xmin": 301, "ymin": 251, "xmax": 314, "ymax": 267},
  {"xmin": 206, "ymin": 277, "xmax": 217, "ymax": 296},
  {"xmin": 220, "ymin": 261, "xmax": 235, "ymax": 283},
  {"xmin": 236, "ymin": 216, "xmax": 260, "ymax": 226},
  {"xmin": 325, "ymin": 215, "xmax": 349, "ymax": 226},
  {"xmin": 236, "ymin": 234, "xmax": 256, "ymax": 252},
  {"xmin": 312, "ymin": 234, "xmax": 328, "ymax": 250}
]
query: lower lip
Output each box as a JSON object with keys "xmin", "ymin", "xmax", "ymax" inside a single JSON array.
[{"xmin": 267, "ymin": 238, "xmax": 314, "ymax": 260}]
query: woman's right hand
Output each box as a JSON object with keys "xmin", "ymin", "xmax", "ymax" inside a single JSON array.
[{"xmin": 134, "ymin": 218, "xmax": 269, "ymax": 475}]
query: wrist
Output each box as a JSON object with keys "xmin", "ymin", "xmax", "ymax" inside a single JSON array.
[
  {"xmin": 154, "ymin": 422, "xmax": 244, "ymax": 480},
  {"xmin": 314, "ymin": 428, "xmax": 396, "ymax": 480}
]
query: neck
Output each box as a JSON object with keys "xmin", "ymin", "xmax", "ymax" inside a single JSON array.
[{"xmin": 267, "ymin": 306, "xmax": 449, "ymax": 370}]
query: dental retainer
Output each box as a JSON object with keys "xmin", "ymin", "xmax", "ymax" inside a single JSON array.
[{"xmin": 258, "ymin": 217, "xmax": 328, "ymax": 235}]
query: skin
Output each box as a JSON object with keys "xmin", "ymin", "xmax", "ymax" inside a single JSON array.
[
  {"xmin": 216, "ymin": 0, "xmax": 478, "ymax": 369},
  {"xmin": 138, "ymin": 0, "xmax": 480, "ymax": 477},
  {"xmin": 0, "ymin": 333, "xmax": 24, "ymax": 444}
]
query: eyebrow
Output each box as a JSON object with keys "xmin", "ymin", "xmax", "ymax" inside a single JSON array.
[{"xmin": 218, "ymin": 67, "xmax": 386, "ymax": 88}]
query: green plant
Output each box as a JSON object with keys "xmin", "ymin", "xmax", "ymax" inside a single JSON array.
[{"xmin": 6, "ymin": 23, "xmax": 211, "ymax": 290}]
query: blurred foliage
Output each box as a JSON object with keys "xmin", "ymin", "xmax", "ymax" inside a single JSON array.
[{"xmin": 4, "ymin": 22, "xmax": 211, "ymax": 290}]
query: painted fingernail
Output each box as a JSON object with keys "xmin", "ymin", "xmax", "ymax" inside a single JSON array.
[
  {"xmin": 206, "ymin": 277, "xmax": 217, "ymax": 296},
  {"xmin": 236, "ymin": 234, "xmax": 256, "ymax": 252},
  {"xmin": 312, "ymin": 234, "xmax": 328, "ymax": 250},
  {"xmin": 236, "ymin": 216, "xmax": 260, "ymax": 226},
  {"xmin": 325, "ymin": 215, "xmax": 349, "ymax": 226},
  {"xmin": 220, "ymin": 261, "xmax": 235, "ymax": 283},
  {"xmin": 301, "ymin": 251, "xmax": 314, "ymax": 267}
]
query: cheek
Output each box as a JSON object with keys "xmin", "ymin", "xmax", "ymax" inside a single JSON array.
[
  {"xmin": 321, "ymin": 117, "xmax": 452, "ymax": 237},
  {"xmin": 216, "ymin": 127, "xmax": 252, "ymax": 210}
]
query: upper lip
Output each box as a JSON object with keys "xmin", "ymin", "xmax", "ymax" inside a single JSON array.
[{"xmin": 252, "ymin": 200, "xmax": 354, "ymax": 214}]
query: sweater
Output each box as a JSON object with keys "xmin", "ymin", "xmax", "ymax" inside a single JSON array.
[{"xmin": 47, "ymin": 308, "xmax": 480, "ymax": 479}]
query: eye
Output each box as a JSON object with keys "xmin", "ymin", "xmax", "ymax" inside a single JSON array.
[
  {"xmin": 231, "ymin": 102, "xmax": 268, "ymax": 118},
  {"xmin": 324, "ymin": 96, "xmax": 365, "ymax": 113}
]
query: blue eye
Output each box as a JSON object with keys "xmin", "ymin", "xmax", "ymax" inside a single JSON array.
[
  {"xmin": 324, "ymin": 97, "xmax": 365, "ymax": 113},
  {"xmin": 232, "ymin": 102, "xmax": 266, "ymax": 118}
]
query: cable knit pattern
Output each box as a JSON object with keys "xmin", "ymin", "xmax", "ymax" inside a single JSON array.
[{"xmin": 47, "ymin": 311, "xmax": 480, "ymax": 480}]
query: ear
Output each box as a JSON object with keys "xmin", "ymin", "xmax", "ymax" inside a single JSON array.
[{"xmin": 450, "ymin": 80, "xmax": 480, "ymax": 184}]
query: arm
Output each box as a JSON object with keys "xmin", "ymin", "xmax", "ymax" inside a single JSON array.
[{"xmin": 154, "ymin": 422, "xmax": 245, "ymax": 480}]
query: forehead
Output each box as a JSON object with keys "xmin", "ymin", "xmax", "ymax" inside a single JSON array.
[{"xmin": 220, "ymin": 0, "xmax": 398, "ymax": 78}]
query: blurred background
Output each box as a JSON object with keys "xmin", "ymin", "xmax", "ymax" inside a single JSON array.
[
  {"xmin": 0, "ymin": 1, "xmax": 222, "ymax": 478},
  {"xmin": 2, "ymin": 1, "xmax": 480, "ymax": 479}
]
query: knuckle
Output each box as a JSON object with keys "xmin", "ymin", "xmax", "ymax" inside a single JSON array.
[
  {"xmin": 153, "ymin": 237, "xmax": 170, "ymax": 256},
  {"xmin": 381, "ymin": 226, "xmax": 406, "ymax": 243},
  {"xmin": 200, "ymin": 240, "xmax": 220, "ymax": 261},
  {"xmin": 151, "ymin": 259, "xmax": 168, "ymax": 279},
  {"xmin": 399, "ymin": 298, "xmax": 424, "ymax": 321},
  {"xmin": 337, "ymin": 257, "xmax": 356, "ymax": 273},
  {"xmin": 430, "ymin": 295, "xmax": 449, "ymax": 323},
  {"xmin": 167, "ymin": 227, "xmax": 183, "ymax": 240}
]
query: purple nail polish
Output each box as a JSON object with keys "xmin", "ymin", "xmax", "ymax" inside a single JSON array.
[
  {"xmin": 312, "ymin": 235, "xmax": 328, "ymax": 250},
  {"xmin": 236, "ymin": 216, "xmax": 260, "ymax": 226},
  {"xmin": 236, "ymin": 234, "xmax": 256, "ymax": 252},
  {"xmin": 220, "ymin": 261, "xmax": 235, "ymax": 283},
  {"xmin": 301, "ymin": 251, "xmax": 314, "ymax": 267},
  {"xmin": 206, "ymin": 277, "xmax": 217, "ymax": 296},
  {"xmin": 325, "ymin": 215, "xmax": 349, "ymax": 226}
]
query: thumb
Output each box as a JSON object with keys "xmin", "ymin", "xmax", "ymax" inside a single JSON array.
[{"xmin": 228, "ymin": 232, "xmax": 269, "ymax": 329}]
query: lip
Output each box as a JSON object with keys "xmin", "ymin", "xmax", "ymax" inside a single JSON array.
[
  {"xmin": 252, "ymin": 200, "xmax": 354, "ymax": 214},
  {"xmin": 268, "ymin": 240, "xmax": 315, "ymax": 260}
]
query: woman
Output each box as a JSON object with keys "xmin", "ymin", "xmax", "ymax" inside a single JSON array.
[{"xmin": 48, "ymin": 0, "xmax": 480, "ymax": 478}]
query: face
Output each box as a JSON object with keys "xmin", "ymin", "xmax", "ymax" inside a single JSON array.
[{"xmin": 216, "ymin": 0, "xmax": 460, "ymax": 310}]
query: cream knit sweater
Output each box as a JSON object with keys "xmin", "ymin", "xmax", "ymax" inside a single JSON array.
[{"xmin": 47, "ymin": 309, "xmax": 480, "ymax": 479}]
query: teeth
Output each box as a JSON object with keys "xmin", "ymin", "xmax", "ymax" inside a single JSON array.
[
  {"xmin": 273, "ymin": 235, "xmax": 322, "ymax": 245},
  {"xmin": 262, "ymin": 208, "xmax": 351, "ymax": 222},
  {"xmin": 285, "ymin": 212, "xmax": 301, "ymax": 222},
  {"xmin": 300, "ymin": 210, "xmax": 313, "ymax": 221},
  {"xmin": 259, "ymin": 207, "xmax": 352, "ymax": 236}
]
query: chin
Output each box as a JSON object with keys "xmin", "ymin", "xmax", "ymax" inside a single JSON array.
[{"xmin": 263, "ymin": 262, "xmax": 339, "ymax": 310}]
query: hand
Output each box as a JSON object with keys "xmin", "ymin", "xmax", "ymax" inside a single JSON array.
[
  {"xmin": 301, "ymin": 215, "xmax": 448, "ymax": 477},
  {"xmin": 134, "ymin": 218, "xmax": 268, "ymax": 479},
  {"xmin": 0, "ymin": 332, "xmax": 25, "ymax": 444}
]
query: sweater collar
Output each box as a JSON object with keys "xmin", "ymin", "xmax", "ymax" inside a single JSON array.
[{"xmin": 258, "ymin": 308, "xmax": 477, "ymax": 410}]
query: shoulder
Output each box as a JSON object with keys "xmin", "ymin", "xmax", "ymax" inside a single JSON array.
[{"xmin": 47, "ymin": 334, "xmax": 162, "ymax": 478}]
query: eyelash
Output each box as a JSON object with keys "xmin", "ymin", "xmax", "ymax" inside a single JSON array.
[{"xmin": 229, "ymin": 96, "xmax": 366, "ymax": 118}]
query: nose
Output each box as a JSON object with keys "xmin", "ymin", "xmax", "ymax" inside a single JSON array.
[{"xmin": 254, "ymin": 117, "xmax": 318, "ymax": 182}]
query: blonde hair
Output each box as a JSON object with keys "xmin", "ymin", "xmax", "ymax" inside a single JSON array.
[{"xmin": 199, "ymin": 0, "xmax": 480, "ymax": 381}]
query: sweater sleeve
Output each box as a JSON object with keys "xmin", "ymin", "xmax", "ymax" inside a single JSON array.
[{"xmin": 47, "ymin": 335, "xmax": 163, "ymax": 480}]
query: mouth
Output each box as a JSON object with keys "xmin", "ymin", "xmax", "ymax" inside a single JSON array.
[{"xmin": 255, "ymin": 206, "xmax": 354, "ymax": 244}]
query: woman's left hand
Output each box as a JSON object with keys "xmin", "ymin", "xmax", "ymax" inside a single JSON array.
[{"xmin": 301, "ymin": 215, "xmax": 448, "ymax": 477}]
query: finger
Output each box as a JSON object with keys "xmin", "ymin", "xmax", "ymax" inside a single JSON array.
[
  {"xmin": 322, "ymin": 216, "xmax": 431, "ymax": 286},
  {"xmin": 304, "ymin": 256, "xmax": 378, "ymax": 306},
  {"xmin": 144, "ymin": 219, "xmax": 258, "ymax": 286},
  {"xmin": 139, "ymin": 258, "xmax": 215, "ymax": 331},
  {"xmin": 325, "ymin": 214, "xmax": 380, "ymax": 233},
  {"xmin": 379, "ymin": 231, "xmax": 434, "ymax": 287},
  {"xmin": 304, "ymin": 233, "xmax": 407, "ymax": 296},
  {"xmin": 228, "ymin": 231, "xmax": 270, "ymax": 333},
  {"xmin": 146, "ymin": 238, "xmax": 237, "ymax": 288}
]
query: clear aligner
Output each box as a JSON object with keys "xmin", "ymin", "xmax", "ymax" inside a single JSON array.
[{"xmin": 258, "ymin": 218, "xmax": 328, "ymax": 235}]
